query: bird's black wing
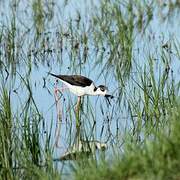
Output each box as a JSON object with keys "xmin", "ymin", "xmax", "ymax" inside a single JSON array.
[{"xmin": 49, "ymin": 73, "xmax": 93, "ymax": 87}]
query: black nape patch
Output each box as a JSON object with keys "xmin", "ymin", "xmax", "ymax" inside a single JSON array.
[{"xmin": 94, "ymin": 87, "xmax": 97, "ymax": 91}]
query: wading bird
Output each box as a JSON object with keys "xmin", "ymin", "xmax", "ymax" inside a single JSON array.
[{"xmin": 49, "ymin": 73, "xmax": 113, "ymax": 113}]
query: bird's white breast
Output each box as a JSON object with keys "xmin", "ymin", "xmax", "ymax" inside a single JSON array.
[{"xmin": 60, "ymin": 80, "xmax": 95, "ymax": 96}]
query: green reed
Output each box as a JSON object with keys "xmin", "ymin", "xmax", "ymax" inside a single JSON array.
[
  {"xmin": 0, "ymin": 78, "xmax": 61, "ymax": 179},
  {"xmin": 0, "ymin": 87, "xmax": 13, "ymax": 179},
  {"xmin": 73, "ymin": 43, "xmax": 180, "ymax": 180},
  {"xmin": 32, "ymin": 0, "xmax": 45, "ymax": 36},
  {"xmin": 74, "ymin": 101, "xmax": 180, "ymax": 180}
]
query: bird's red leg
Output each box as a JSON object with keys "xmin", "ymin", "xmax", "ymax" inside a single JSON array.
[
  {"xmin": 55, "ymin": 84, "xmax": 68, "ymax": 94},
  {"xmin": 54, "ymin": 79, "xmax": 62, "ymax": 121},
  {"xmin": 75, "ymin": 96, "xmax": 81, "ymax": 128},
  {"xmin": 53, "ymin": 80, "xmax": 68, "ymax": 148},
  {"xmin": 60, "ymin": 84, "xmax": 68, "ymax": 92},
  {"xmin": 54, "ymin": 79, "xmax": 62, "ymax": 148},
  {"xmin": 54, "ymin": 80, "xmax": 69, "ymax": 122},
  {"xmin": 75, "ymin": 97, "xmax": 81, "ymax": 145},
  {"xmin": 75, "ymin": 96, "xmax": 81, "ymax": 113}
]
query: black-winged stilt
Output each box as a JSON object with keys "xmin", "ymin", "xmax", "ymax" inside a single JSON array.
[{"xmin": 49, "ymin": 73, "xmax": 113, "ymax": 112}]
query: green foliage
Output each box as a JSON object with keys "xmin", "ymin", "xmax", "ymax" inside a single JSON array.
[
  {"xmin": 32, "ymin": 0, "xmax": 45, "ymax": 36},
  {"xmin": 74, "ymin": 103, "xmax": 180, "ymax": 180},
  {"xmin": 0, "ymin": 88, "xmax": 13, "ymax": 179},
  {"xmin": 0, "ymin": 83, "xmax": 61, "ymax": 179}
]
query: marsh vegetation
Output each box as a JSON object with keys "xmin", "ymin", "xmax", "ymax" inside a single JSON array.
[{"xmin": 0, "ymin": 0, "xmax": 180, "ymax": 179}]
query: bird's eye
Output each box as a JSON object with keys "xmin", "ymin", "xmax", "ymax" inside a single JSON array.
[{"xmin": 100, "ymin": 87, "xmax": 105, "ymax": 92}]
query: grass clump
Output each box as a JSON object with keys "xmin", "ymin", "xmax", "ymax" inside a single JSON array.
[
  {"xmin": 0, "ymin": 88, "xmax": 13, "ymax": 179},
  {"xmin": 74, "ymin": 100, "xmax": 180, "ymax": 180},
  {"xmin": 0, "ymin": 83, "xmax": 61, "ymax": 179}
]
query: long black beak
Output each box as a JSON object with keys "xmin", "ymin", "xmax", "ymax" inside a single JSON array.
[
  {"xmin": 105, "ymin": 94, "xmax": 114, "ymax": 99},
  {"xmin": 105, "ymin": 94, "xmax": 114, "ymax": 105}
]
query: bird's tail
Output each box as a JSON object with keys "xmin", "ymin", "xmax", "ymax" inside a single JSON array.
[{"xmin": 48, "ymin": 72, "xmax": 60, "ymax": 79}]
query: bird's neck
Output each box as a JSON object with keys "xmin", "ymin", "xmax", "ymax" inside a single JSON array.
[
  {"xmin": 90, "ymin": 90, "xmax": 102, "ymax": 96},
  {"xmin": 84, "ymin": 84, "xmax": 98, "ymax": 96}
]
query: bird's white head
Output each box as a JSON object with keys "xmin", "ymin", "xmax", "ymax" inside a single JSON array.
[{"xmin": 95, "ymin": 85, "xmax": 108, "ymax": 96}]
